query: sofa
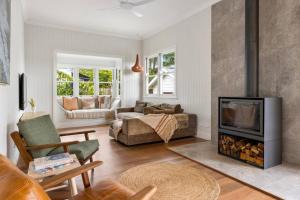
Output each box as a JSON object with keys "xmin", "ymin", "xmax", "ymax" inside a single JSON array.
[{"xmin": 109, "ymin": 101, "xmax": 197, "ymax": 145}]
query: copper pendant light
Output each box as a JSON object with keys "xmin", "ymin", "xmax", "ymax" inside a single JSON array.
[{"xmin": 131, "ymin": 54, "xmax": 143, "ymax": 72}]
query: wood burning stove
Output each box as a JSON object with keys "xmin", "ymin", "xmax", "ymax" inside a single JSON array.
[{"xmin": 218, "ymin": 97, "xmax": 282, "ymax": 169}]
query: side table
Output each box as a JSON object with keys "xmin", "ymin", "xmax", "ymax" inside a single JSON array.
[{"xmin": 28, "ymin": 154, "xmax": 80, "ymax": 196}]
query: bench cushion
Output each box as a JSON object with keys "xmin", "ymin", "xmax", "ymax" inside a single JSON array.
[{"xmin": 65, "ymin": 109, "xmax": 110, "ymax": 119}]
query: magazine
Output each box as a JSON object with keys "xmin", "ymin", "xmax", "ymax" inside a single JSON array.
[
  {"xmin": 34, "ymin": 153, "xmax": 74, "ymax": 170},
  {"xmin": 34, "ymin": 161, "xmax": 76, "ymax": 174}
]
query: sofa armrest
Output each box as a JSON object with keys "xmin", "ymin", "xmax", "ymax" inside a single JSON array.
[
  {"xmin": 117, "ymin": 107, "xmax": 135, "ymax": 113},
  {"xmin": 187, "ymin": 114, "xmax": 197, "ymax": 130}
]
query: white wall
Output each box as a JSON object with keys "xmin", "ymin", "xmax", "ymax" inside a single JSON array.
[
  {"xmin": 143, "ymin": 8, "xmax": 211, "ymax": 140},
  {"xmin": 0, "ymin": 0, "xmax": 25, "ymax": 160},
  {"xmin": 25, "ymin": 24, "xmax": 142, "ymax": 127}
]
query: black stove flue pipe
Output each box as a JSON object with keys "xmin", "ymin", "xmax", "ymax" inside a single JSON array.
[{"xmin": 245, "ymin": 0, "xmax": 259, "ymax": 97}]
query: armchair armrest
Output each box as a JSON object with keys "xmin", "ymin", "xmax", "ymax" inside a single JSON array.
[
  {"xmin": 26, "ymin": 141, "xmax": 79, "ymax": 152},
  {"xmin": 59, "ymin": 130, "xmax": 96, "ymax": 140},
  {"xmin": 40, "ymin": 161, "xmax": 103, "ymax": 189},
  {"xmin": 117, "ymin": 107, "xmax": 135, "ymax": 113},
  {"xmin": 129, "ymin": 186, "xmax": 157, "ymax": 200}
]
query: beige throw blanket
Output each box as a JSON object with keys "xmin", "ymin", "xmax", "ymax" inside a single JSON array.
[
  {"xmin": 112, "ymin": 119, "xmax": 123, "ymax": 139},
  {"xmin": 111, "ymin": 114, "xmax": 178, "ymax": 143},
  {"xmin": 138, "ymin": 114, "xmax": 178, "ymax": 143}
]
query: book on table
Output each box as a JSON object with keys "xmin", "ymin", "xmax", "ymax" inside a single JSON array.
[{"xmin": 34, "ymin": 153, "xmax": 74, "ymax": 170}]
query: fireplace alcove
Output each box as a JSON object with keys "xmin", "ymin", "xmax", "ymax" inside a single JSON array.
[{"xmin": 218, "ymin": 97, "xmax": 282, "ymax": 169}]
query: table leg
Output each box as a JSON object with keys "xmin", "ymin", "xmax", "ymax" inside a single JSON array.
[{"xmin": 69, "ymin": 178, "xmax": 78, "ymax": 196}]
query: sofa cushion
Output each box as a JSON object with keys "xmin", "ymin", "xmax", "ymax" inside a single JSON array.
[
  {"xmin": 134, "ymin": 101, "xmax": 147, "ymax": 113},
  {"xmin": 161, "ymin": 103, "xmax": 183, "ymax": 113},
  {"xmin": 98, "ymin": 95, "xmax": 112, "ymax": 109},
  {"xmin": 65, "ymin": 108, "xmax": 110, "ymax": 119},
  {"xmin": 63, "ymin": 97, "xmax": 79, "ymax": 111},
  {"xmin": 117, "ymin": 112, "xmax": 144, "ymax": 120},
  {"xmin": 17, "ymin": 115, "xmax": 61, "ymax": 158},
  {"xmin": 81, "ymin": 97, "xmax": 96, "ymax": 109},
  {"xmin": 143, "ymin": 104, "xmax": 183, "ymax": 114},
  {"xmin": 49, "ymin": 140, "xmax": 99, "ymax": 161}
]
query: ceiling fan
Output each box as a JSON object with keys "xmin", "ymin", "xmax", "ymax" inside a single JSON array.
[{"xmin": 97, "ymin": 0, "xmax": 155, "ymax": 18}]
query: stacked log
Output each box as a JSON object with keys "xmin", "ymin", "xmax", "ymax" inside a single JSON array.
[{"xmin": 219, "ymin": 134, "xmax": 264, "ymax": 167}]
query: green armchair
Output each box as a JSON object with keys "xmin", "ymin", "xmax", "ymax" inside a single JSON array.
[{"xmin": 12, "ymin": 115, "xmax": 99, "ymax": 166}]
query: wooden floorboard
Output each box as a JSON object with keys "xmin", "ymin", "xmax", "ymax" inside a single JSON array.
[{"xmin": 49, "ymin": 125, "xmax": 278, "ymax": 200}]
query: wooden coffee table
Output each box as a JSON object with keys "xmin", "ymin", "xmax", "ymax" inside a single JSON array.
[{"xmin": 28, "ymin": 154, "xmax": 80, "ymax": 196}]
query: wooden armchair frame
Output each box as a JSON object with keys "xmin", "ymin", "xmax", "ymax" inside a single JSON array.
[
  {"xmin": 11, "ymin": 129, "xmax": 97, "ymax": 167},
  {"xmin": 39, "ymin": 160, "xmax": 156, "ymax": 200}
]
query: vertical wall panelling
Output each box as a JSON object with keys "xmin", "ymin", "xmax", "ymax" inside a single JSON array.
[
  {"xmin": 25, "ymin": 24, "xmax": 142, "ymax": 128},
  {"xmin": 143, "ymin": 8, "xmax": 212, "ymax": 140}
]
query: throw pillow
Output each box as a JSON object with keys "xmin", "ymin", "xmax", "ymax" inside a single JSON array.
[
  {"xmin": 98, "ymin": 95, "xmax": 112, "ymax": 109},
  {"xmin": 134, "ymin": 101, "xmax": 147, "ymax": 113},
  {"xmin": 63, "ymin": 97, "xmax": 78, "ymax": 111},
  {"xmin": 81, "ymin": 98, "xmax": 96, "ymax": 109}
]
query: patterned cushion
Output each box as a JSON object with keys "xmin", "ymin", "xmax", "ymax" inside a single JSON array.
[
  {"xmin": 81, "ymin": 98, "xmax": 96, "ymax": 109},
  {"xmin": 49, "ymin": 140, "xmax": 99, "ymax": 161},
  {"xmin": 17, "ymin": 115, "xmax": 61, "ymax": 158},
  {"xmin": 63, "ymin": 97, "xmax": 78, "ymax": 111},
  {"xmin": 134, "ymin": 101, "xmax": 147, "ymax": 113},
  {"xmin": 98, "ymin": 95, "xmax": 112, "ymax": 109}
]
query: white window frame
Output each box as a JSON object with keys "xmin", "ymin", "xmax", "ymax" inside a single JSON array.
[
  {"xmin": 144, "ymin": 47, "xmax": 177, "ymax": 98},
  {"xmin": 56, "ymin": 64, "xmax": 120, "ymax": 98}
]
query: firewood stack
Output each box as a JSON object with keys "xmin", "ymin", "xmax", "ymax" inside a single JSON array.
[{"xmin": 219, "ymin": 135, "xmax": 264, "ymax": 167}]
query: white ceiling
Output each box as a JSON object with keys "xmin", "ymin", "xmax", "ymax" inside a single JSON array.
[{"xmin": 21, "ymin": 0, "xmax": 220, "ymax": 40}]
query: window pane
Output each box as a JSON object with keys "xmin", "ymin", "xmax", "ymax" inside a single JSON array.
[
  {"xmin": 79, "ymin": 68, "xmax": 94, "ymax": 95},
  {"xmin": 160, "ymin": 73, "xmax": 175, "ymax": 95},
  {"xmin": 99, "ymin": 69, "xmax": 113, "ymax": 82},
  {"xmin": 147, "ymin": 76, "xmax": 158, "ymax": 95},
  {"xmin": 99, "ymin": 83, "xmax": 112, "ymax": 95},
  {"xmin": 147, "ymin": 57, "xmax": 158, "ymax": 76},
  {"xmin": 79, "ymin": 68, "xmax": 94, "ymax": 82},
  {"xmin": 162, "ymin": 52, "xmax": 176, "ymax": 74},
  {"xmin": 57, "ymin": 82, "xmax": 73, "ymax": 96},
  {"xmin": 79, "ymin": 82, "xmax": 94, "ymax": 95},
  {"xmin": 57, "ymin": 68, "xmax": 73, "ymax": 96},
  {"xmin": 57, "ymin": 68, "xmax": 73, "ymax": 81}
]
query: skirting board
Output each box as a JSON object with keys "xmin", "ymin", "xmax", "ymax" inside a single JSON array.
[
  {"xmin": 197, "ymin": 125, "xmax": 211, "ymax": 140},
  {"xmin": 55, "ymin": 118, "xmax": 110, "ymax": 129}
]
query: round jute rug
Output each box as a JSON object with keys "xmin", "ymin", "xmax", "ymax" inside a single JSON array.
[{"xmin": 119, "ymin": 163, "xmax": 220, "ymax": 200}]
